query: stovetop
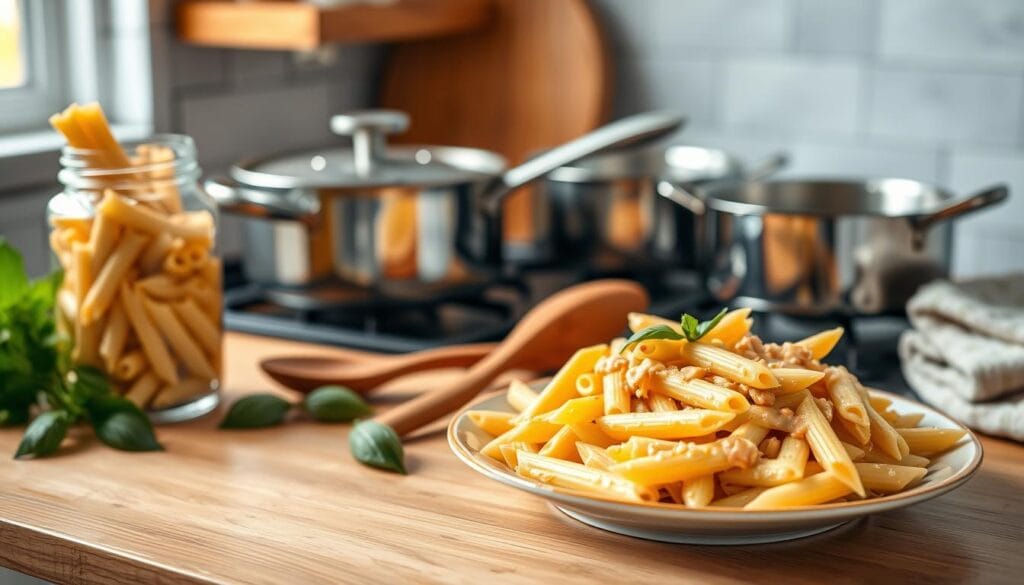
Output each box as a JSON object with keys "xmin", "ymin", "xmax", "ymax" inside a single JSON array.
[{"xmin": 222, "ymin": 262, "xmax": 914, "ymax": 396}]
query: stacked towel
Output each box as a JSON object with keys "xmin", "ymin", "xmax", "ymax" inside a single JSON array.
[{"xmin": 899, "ymin": 274, "xmax": 1024, "ymax": 441}]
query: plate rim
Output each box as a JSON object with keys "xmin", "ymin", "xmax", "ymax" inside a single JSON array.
[{"xmin": 447, "ymin": 386, "xmax": 984, "ymax": 522}]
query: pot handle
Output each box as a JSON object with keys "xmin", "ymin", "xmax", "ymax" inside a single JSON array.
[
  {"xmin": 482, "ymin": 111, "xmax": 685, "ymax": 213},
  {"xmin": 908, "ymin": 184, "xmax": 1008, "ymax": 235},
  {"xmin": 205, "ymin": 176, "xmax": 321, "ymax": 226},
  {"xmin": 657, "ymin": 180, "xmax": 706, "ymax": 215},
  {"xmin": 746, "ymin": 152, "xmax": 789, "ymax": 182}
]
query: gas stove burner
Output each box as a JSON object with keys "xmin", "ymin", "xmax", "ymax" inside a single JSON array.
[{"xmin": 263, "ymin": 276, "xmax": 514, "ymax": 313}]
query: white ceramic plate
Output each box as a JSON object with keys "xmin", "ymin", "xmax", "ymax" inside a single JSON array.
[{"xmin": 448, "ymin": 388, "xmax": 983, "ymax": 545}]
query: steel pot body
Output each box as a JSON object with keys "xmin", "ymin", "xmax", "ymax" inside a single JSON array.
[
  {"xmin": 696, "ymin": 179, "xmax": 1009, "ymax": 316},
  {"xmin": 515, "ymin": 146, "xmax": 786, "ymax": 270},
  {"xmin": 208, "ymin": 110, "xmax": 684, "ymax": 287}
]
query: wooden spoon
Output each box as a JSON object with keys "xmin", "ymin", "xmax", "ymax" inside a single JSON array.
[
  {"xmin": 373, "ymin": 279, "xmax": 649, "ymax": 437},
  {"xmin": 260, "ymin": 343, "xmax": 498, "ymax": 394}
]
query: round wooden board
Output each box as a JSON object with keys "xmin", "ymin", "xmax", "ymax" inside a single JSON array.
[{"xmin": 380, "ymin": 0, "xmax": 612, "ymax": 242}]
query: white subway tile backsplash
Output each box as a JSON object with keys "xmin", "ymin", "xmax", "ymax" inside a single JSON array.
[
  {"xmin": 181, "ymin": 83, "xmax": 335, "ymax": 169},
  {"xmin": 867, "ymin": 69, "xmax": 1023, "ymax": 147},
  {"xmin": 678, "ymin": 130, "xmax": 791, "ymax": 167},
  {"xmin": 952, "ymin": 232, "xmax": 1024, "ymax": 278},
  {"xmin": 171, "ymin": 43, "xmax": 230, "ymax": 90},
  {"xmin": 879, "ymin": 0, "xmax": 1024, "ymax": 68},
  {"xmin": 723, "ymin": 58, "xmax": 861, "ymax": 136},
  {"xmin": 654, "ymin": 0, "xmax": 792, "ymax": 52},
  {"xmin": 780, "ymin": 141, "xmax": 942, "ymax": 182},
  {"xmin": 796, "ymin": 0, "xmax": 875, "ymax": 55},
  {"xmin": 614, "ymin": 58, "xmax": 718, "ymax": 129}
]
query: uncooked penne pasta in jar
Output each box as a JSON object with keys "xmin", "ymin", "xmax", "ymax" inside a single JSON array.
[{"xmin": 47, "ymin": 102, "xmax": 223, "ymax": 421}]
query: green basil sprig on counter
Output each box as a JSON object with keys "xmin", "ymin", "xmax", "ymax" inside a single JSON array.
[
  {"xmin": 349, "ymin": 420, "xmax": 405, "ymax": 474},
  {"xmin": 620, "ymin": 307, "xmax": 729, "ymax": 354},
  {"xmin": 219, "ymin": 385, "xmax": 372, "ymax": 428},
  {"xmin": 1, "ymin": 239, "xmax": 162, "ymax": 458}
]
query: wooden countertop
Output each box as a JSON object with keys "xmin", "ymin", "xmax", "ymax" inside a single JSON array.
[{"xmin": 1, "ymin": 333, "xmax": 1022, "ymax": 584}]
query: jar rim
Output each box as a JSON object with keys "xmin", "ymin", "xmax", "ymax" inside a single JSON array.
[{"xmin": 58, "ymin": 134, "xmax": 201, "ymax": 187}]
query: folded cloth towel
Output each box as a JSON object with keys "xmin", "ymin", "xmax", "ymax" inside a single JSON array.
[{"xmin": 899, "ymin": 274, "xmax": 1024, "ymax": 441}]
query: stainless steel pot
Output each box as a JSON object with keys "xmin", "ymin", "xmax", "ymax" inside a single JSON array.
[
  {"xmin": 513, "ymin": 145, "xmax": 786, "ymax": 270},
  {"xmin": 205, "ymin": 110, "xmax": 683, "ymax": 287},
  {"xmin": 683, "ymin": 179, "xmax": 1009, "ymax": 315}
]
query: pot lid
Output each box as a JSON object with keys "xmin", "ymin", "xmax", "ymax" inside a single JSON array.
[
  {"xmin": 546, "ymin": 144, "xmax": 746, "ymax": 184},
  {"xmin": 230, "ymin": 110, "xmax": 506, "ymax": 190}
]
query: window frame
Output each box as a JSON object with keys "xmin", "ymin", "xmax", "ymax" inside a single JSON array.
[{"xmin": 0, "ymin": 0, "xmax": 67, "ymax": 134}]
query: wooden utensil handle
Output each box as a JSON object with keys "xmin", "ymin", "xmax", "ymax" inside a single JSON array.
[{"xmin": 368, "ymin": 342, "xmax": 496, "ymax": 378}]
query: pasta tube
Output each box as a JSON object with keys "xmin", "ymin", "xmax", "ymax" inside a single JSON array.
[
  {"xmin": 609, "ymin": 436, "xmax": 759, "ymax": 485},
  {"xmin": 171, "ymin": 297, "xmax": 221, "ymax": 356},
  {"xmin": 679, "ymin": 342, "xmax": 779, "ymax": 388},
  {"xmin": 797, "ymin": 396, "xmax": 865, "ymax": 497},
  {"xmin": 98, "ymin": 303, "xmax": 129, "ymax": 370},
  {"xmin": 121, "ymin": 284, "xmax": 178, "ymax": 385},
  {"xmin": 744, "ymin": 472, "xmax": 852, "ymax": 509},
  {"xmin": 152, "ymin": 377, "xmax": 213, "ymax": 410},
  {"xmin": 113, "ymin": 350, "xmax": 147, "ymax": 381},
  {"xmin": 124, "ymin": 371, "xmax": 161, "ymax": 408},
  {"xmin": 80, "ymin": 230, "xmax": 149, "ymax": 324},
  {"xmin": 537, "ymin": 395, "xmax": 604, "ymax": 425},
  {"xmin": 710, "ymin": 487, "xmax": 767, "ymax": 508},
  {"xmin": 627, "ymin": 312, "xmax": 679, "ymax": 334},
  {"xmin": 650, "ymin": 374, "xmax": 749, "ymax": 413},
  {"xmin": 575, "ymin": 443, "xmax": 617, "ymax": 471},
  {"xmin": 854, "ymin": 463, "xmax": 927, "ymax": 493},
  {"xmin": 517, "ymin": 344, "xmax": 607, "ymax": 420},
  {"xmin": 826, "ymin": 368, "xmax": 869, "ymax": 427},
  {"xmin": 771, "ymin": 368, "xmax": 826, "ymax": 394},
  {"xmin": 574, "ymin": 372, "xmax": 599, "ymax": 397},
  {"xmin": 143, "ymin": 297, "xmax": 216, "ymax": 380},
  {"xmin": 597, "ymin": 409, "xmax": 735, "ymax": 441},
  {"xmin": 98, "ymin": 190, "xmax": 209, "ymax": 240},
  {"xmin": 796, "ymin": 327, "xmax": 844, "ymax": 360},
  {"xmin": 538, "ymin": 426, "xmax": 582, "ymax": 461},
  {"xmin": 647, "ymin": 393, "xmax": 679, "ymax": 412},
  {"xmin": 506, "ymin": 379, "xmax": 539, "ymax": 412},
  {"xmin": 601, "ymin": 369, "xmax": 631, "ymax": 415},
  {"xmin": 703, "ymin": 307, "xmax": 753, "ymax": 347},
  {"xmin": 682, "ymin": 475, "xmax": 715, "ymax": 507},
  {"xmin": 481, "ymin": 418, "xmax": 561, "ymax": 460},
  {"xmin": 896, "ymin": 428, "xmax": 966, "ymax": 456},
  {"xmin": 516, "ymin": 451, "xmax": 658, "ymax": 503},
  {"xmin": 499, "ymin": 442, "xmax": 537, "ymax": 469},
  {"xmin": 568, "ymin": 422, "xmax": 616, "ymax": 448},
  {"xmin": 466, "ymin": 410, "xmax": 516, "ymax": 436}
]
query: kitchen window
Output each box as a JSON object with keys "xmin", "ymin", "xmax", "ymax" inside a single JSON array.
[{"xmin": 0, "ymin": 0, "xmax": 66, "ymax": 134}]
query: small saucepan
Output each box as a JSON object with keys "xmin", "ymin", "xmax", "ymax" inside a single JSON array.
[
  {"xmin": 510, "ymin": 145, "xmax": 787, "ymax": 270},
  {"xmin": 680, "ymin": 178, "xmax": 1009, "ymax": 315},
  {"xmin": 206, "ymin": 110, "xmax": 684, "ymax": 288}
]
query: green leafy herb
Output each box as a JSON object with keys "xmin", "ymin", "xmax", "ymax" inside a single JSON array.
[
  {"xmin": 303, "ymin": 385, "xmax": 372, "ymax": 423},
  {"xmin": 679, "ymin": 308, "xmax": 729, "ymax": 342},
  {"xmin": 349, "ymin": 420, "xmax": 405, "ymax": 474},
  {"xmin": 219, "ymin": 394, "xmax": 294, "ymax": 429},
  {"xmin": 620, "ymin": 308, "xmax": 730, "ymax": 353},
  {"xmin": 1, "ymin": 238, "xmax": 161, "ymax": 458},
  {"xmin": 14, "ymin": 410, "xmax": 71, "ymax": 459},
  {"xmin": 87, "ymin": 396, "xmax": 163, "ymax": 452}
]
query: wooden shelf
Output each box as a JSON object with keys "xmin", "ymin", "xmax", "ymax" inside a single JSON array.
[{"xmin": 176, "ymin": 0, "xmax": 494, "ymax": 51}]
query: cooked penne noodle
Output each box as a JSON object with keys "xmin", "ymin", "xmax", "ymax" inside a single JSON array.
[
  {"xmin": 744, "ymin": 471, "xmax": 852, "ymax": 509},
  {"xmin": 772, "ymin": 389, "xmax": 810, "ymax": 411},
  {"xmin": 537, "ymin": 395, "xmax": 604, "ymax": 425},
  {"xmin": 838, "ymin": 416, "xmax": 871, "ymax": 446},
  {"xmin": 841, "ymin": 441, "xmax": 866, "ymax": 462},
  {"xmin": 121, "ymin": 284, "xmax": 178, "ymax": 385},
  {"xmin": 568, "ymin": 422, "xmax": 617, "ymax": 449},
  {"xmin": 516, "ymin": 451, "xmax": 658, "ymax": 503},
  {"xmin": 98, "ymin": 302, "xmax": 129, "ymax": 370},
  {"xmin": 650, "ymin": 374, "xmax": 749, "ymax": 413},
  {"xmin": 797, "ymin": 396, "xmax": 865, "ymax": 497},
  {"xmin": 662, "ymin": 482, "xmax": 684, "ymax": 505},
  {"xmin": 606, "ymin": 436, "xmax": 685, "ymax": 462},
  {"xmin": 114, "ymin": 349, "xmax": 147, "ymax": 381},
  {"xmin": 745, "ymin": 405, "xmax": 798, "ymax": 433},
  {"xmin": 854, "ymin": 463, "xmax": 928, "ymax": 493},
  {"xmin": 868, "ymin": 394, "xmax": 892, "ymax": 411},
  {"xmin": 730, "ymin": 422, "xmax": 770, "ymax": 445},
  {"xmin": 80, "ymin": 230, "xmax": 149, "ymax": 324},
  {"xmin": 143, "ymin": 298, "xmax": 216, "ymax": 380},
  {"xmin": 627, "ymin": 312, "xmax": 679, "ymax": 334},
  {"xmin": 598, "ymin": 409, "xmax": 735, "ymax": 441},
  {"xmin": 482, "ymin": 419, "xmax": 561, "ymax": 460},
  {"xmin": 575, "ymin": 442, "xmax": 617, "ymax": 471},
  {"xmin": 860, "ymin": 446, "xmax": 930, "ymax": 467},
  {"xmin": 633, "ymin": 339, "xmax": 684, "ymax": 362},
  {"xmin": 647, "ymin": 393, "xmax": 679, "ymax": 412},
  {"xmin": 858, "ymin": 386, "xmax": 906, "ymax": 461},
  {"xmin": 539, "ymin": 426, "xmax": 582, "ymax": 461},
  {"xmin": 796, "ymin": 326, "xmax": 844, "ymax": 360},
  {"xmin": 124, "ymin": 371, "xmax": 161, "ymax": 408},
  {"xmin": 777, "ymin": 436, "xmax": 810, "ymax": 472},
  {"xmin": 574, "ymin": 372, "xmax": 599, "ymax": 397},
  {"xmin": 893, "ymin": 412, "xmax": 926, "ymax": 428},
  {"xmin": 467, "ymin": 410, "xmax": 516, "ymax": 436},
  {"xmin": 609, "ymin": 436, "xmax": 759, "ymax": 485},
  {"xmin": 601, "ymin": 368, "xmax": 631, "ymax": 415},
  {"xmin": 897, "ymin": 428, "xmax": 967, "ymax": 456},
  {"xmin": 771, "ymin": 368, "xmax": 826, "ymax": 394},
  {"xmin": 518, "ymin": 344, "xmax": 608, "ymax": 420},
  {"xmin": 683, "ymin": 474, "xmax": 715, "ymax": 507},
  {"xmin": 703, "ymin": 307, "xmax": 753, "ymax": 348},
  {"xmin": 499, "ymin": 442, "xmax": 537, "ymax": 469},
  {"xmin": 720, "ymin": 460, "xmax": 802, "ymax": 487},
  {"xmin": 506, "ymin": 379, "xmax": 539, "ymax": 412},
  {"xmin": 826, "ymin": 368, "xmax": 869, "ymax": 427},
  {"xmin": 171, "ymin": 297, "xmax": 220, "ymax": 356},
  {"xmin": 710, "ymin": 487, "xmax": 768, "ymax": 508},
  {"xmin": 679, "ymin": 342, "xmax": 779, "ymax": 389}
]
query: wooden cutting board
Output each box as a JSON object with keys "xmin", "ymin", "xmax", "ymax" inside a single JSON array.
[{"xmin": 380, "ymin": 0, "xmax": 612, "ymax": 243}]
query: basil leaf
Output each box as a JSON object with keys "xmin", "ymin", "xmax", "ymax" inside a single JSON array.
[
  {"xmin": 0, "ymin": 239, "xmax": 29, "ymax": 309},
  {"xmin": 349, "ymin": 420, "xmax": 406, "ymax": 474},
  {"xmin": 219, "ymin": 394, "xmax": 293, "ymax": 429},
  {"xmin": 680, "ymin": 314, "xmax": 700, "ymax": 340},
  {"xmin": 693, "ymin": 307, "xmax": 729, "ymax": 340},
  {"xmin": 88, "ymin": 396, "xmax": 163, "ymax": 452},
  {"xmin": 72, "ymin": 365, "xmax": 112, "ymax": 401},
  {"xmin": 304, "ymin": 385, "xmax": 371, "ymax": 423},
  {"xmin": 14, "ymin": 410, "xmax": 70, "ymax": 459},
  {"xmin": 619, "ymin": 324, "xmax": 686, "ymax": 354}
]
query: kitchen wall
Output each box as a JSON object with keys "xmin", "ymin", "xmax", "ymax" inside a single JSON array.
[{"xmin": 594, "ymin": 0, "xmax": 1024, "ymax": 277}]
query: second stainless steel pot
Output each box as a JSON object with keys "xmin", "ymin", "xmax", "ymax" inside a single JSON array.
[
  {"xmin": 511, "ymin": 145, "xmax": 787, "ymax": 270},
  {"xmin": 689, "ymin": 179, "xmax": 1009, "ymax": 315},
  {"xmin": 206, "ymin": 110, "xmax": 683, "ymax": 287}
]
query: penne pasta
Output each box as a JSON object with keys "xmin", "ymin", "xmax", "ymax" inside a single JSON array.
[
  {"xmin": 703, "ymin": 307, "xmax": 753, "ymax": 348},
  {"xmin": 858, "ymin": 386, "xmax": 906, "ymax": 461},
  {"xmin": 506, "ymin": 379, "xmax": 540, "ymax": 413},
  {"xmin": 826, "ymin": 367, "xmax": 869, "ymax": 427},
  {"xmin": 601, "ymin": 368, "xmax": 631, "ymax": 416},
  {"xmin": 123, "ymin": 371, "xmax": 161, "ymax": 408},
  {"xmin": 861, "ymin": 447, "xmax": 929, "ymax": 468},
  {"xmin": 171, "ymin": 297, "xmax": 221, "ymax": 357},
  {"xmin": 98, "ymin": 302, "xmax": 130, "ymax": 371},
  {"xmin": 143, "ymin": 297, "xmax": 216, "ymax": 380},
  {"xmin": 467, "ymin": 410, "xmax": 516, "ymax": 436},
  {"xmin": 537, "ymin": 395, "xmax": 604, "ymax": 425},
  {"xmin": 682, "ymin": 475, "xmax": 715, "ymax": 507},
  {"xmin": 796, "ymin": 326, "xmax": 844, "ymax": 360},
  {"xmin": 151, "ymin": 377, "xmax": 213, "ymax": 410},
  {"xmin": 854, "ymin": 463, "xmax": 928, "ymax": 493},
  {"xmin": 139, "ymin": 232, "xmax": 176, "ymax": 275},
  {"xmin": 598, "ymin": 409, "xmax": 735, "ymax": 441},
  {"xmin": 499, "ymin": 442, "xmax": 537, "ymax": 469},
  {"xmin": 650, "ymin": 374, "xmax": 749, "ymax": 413},
  {"xmin": 730, "ymin": 422, "xmax": 770, "ymax": 445},
  {"xmin": 633, "ymin": 339, "xmax": 684, "ymax": 363},
  {"xmin": 574, "ymin": 372, "xmax": 599, "ymax": 397},
  {"xmin": 516, "ymin": 451, "xmax": 658, "ymax": 503},
  {"xmin": 87, "ymin": 212, "xmax": 121, "ymax": 275},
  {"xmin": 575, "ymin": 442, "xmax": 617, "ymax": 471},
  {"xmin": 679, "ymin": 342, "xmax": 779, "ymax": 388},
  {"xmin": 897, "ymin": 428, "xmax": 967, "ymax": 456},
  {"xmin": 121, "ymin": 284, "xmax": 178, "ymax": 385},
  {"xmin": 797, "ymin": 396, "xmax": 865, "ymax": 497},
  {"xmin": 539, "ymin": 426, "xmax": 582, "ymax": 462},
  {"xmin": 627, "ymin": 312, "xmax": 679, "ymax": 334},
  {"xmin": 841, "ymin": 441, "xmax": 866, "ymax": 462},
  {"xmin": 606, "ymin": 436, "xmax": 685, "ymax": 462},
  {"xmin": 113, "ymin": 349, "xmax": 147, "ymax": 381},
  {"xmin": 80, "ymin": 230, "xmax": 149, "ymax": 324},
  {"xmin": 609, "ymin": 436, "xmax": 759, "ymax": 485},
  {"xmin": 568, "ymin": 422, "xmax": 618, "ymax": 449},
  {"xmin": 893, "ymin": 412, "xmax": 926, "ymax": 428},
  {"xmin": 518, "ymin": 344, "xmax": 608, "ymax": 420},
  {"xmin": 98, "ymin": 190, "xmax": 209, "ymax": 240},
  {"xmin": 744, "ymin": 472, "xmax": 852, "ymax": 509},
  {"xmin": 770, "ymin": 368, "xmax": 826, "ymax": 394},
  {"xmin": 647, "ymin": 393, "xmax": 679, "ymax": 412},
  {"xmin": 711, "ymin": 487, "xmax": 768, "ymax": 508},
  {"xmin": 482, "ymin": 418, "xmax": 561, "ymax": 460}
]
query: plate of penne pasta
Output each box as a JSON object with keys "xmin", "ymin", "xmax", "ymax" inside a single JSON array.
[{"xmin": 448, "ymin": 309, "xmax": 982, "ymax": 545}]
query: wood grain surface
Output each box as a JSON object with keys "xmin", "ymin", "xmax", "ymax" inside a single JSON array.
[{"xmin": 1, "ymin": 332, "xmax": 1022, "ymax": 585}]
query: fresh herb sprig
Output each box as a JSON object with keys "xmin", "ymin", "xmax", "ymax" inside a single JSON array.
[
  {"xmin": 620, "ymin": 308, "xmax": 729, "ymax": 354},
  {"xmin": 0, "ymin": 239, "xmax": 162, "ymax": 458}
]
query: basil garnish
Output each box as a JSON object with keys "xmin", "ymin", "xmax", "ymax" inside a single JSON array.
[
  {"xmin": 349, "ymin": 420, "xmax": 406, "ymax": 474},
  {"xmin": 14, "ymin": 410, "xmax": 71, "ymax": 459},
  {"xmin": 219, "ymin": 394, "xmax": 294, "ymax": 429},
  {"xmin": 304, "ymin": 385, "xmax": 371, "ymax": 423},
  {"xmin": 87, "ymin": 396, "xmax": 163, "ymax": 452},
  {"xmin": 621, "ymin": 308, "xmax": 729, "ymax": 353}
]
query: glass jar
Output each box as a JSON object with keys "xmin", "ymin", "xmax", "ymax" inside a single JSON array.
[{"xmin": 47, "ymin": 135, "xmax": 222, "ymax": 423}]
